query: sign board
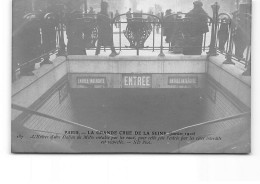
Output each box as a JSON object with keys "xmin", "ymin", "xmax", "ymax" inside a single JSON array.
[
  {"xmin": 122, "ymin": 74, "xmax": 152, "ymax": 88},
  {"xmin": 71, "ymin": 74, "xmax": 203, "ymax": 89},
  {"xmin": 168, "ymin": 76, "xmax": 198, "ymax": 88},
  {"xmin": 77, "ymin": 77, "xmax": 107, "ymax": 88}
]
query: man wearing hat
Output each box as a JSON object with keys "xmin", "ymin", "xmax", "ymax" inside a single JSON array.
[
  {"xmin": 163, "ymin": 9, "xmax": 173, "ymax": 42},
  {"xmin": 15, "ymin": 12, "xmax": 42, "ymax": 76},
  {"xmin": 232, "ymin": 1, "xmax": 251, "ymax": 60},
  {"xmin": 41, "ymin": 2, "xmax": 59, "ymax": 65},
  {"xmin": 183, "ymin": 0, "xmax": 209, "ymax": 55},
  {"xmin": 95, "ymin": 1, "xmax": 119, "ymax": 57}
]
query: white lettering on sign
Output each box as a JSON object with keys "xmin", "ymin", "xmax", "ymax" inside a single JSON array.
[
  {"xmin": 168, "ymin": 77, "xmax": 198, "ymax": 85},
  {"xmin": 123, "ymin": 75, "xmax": 151, "ymax": 88},
  {"xmin": 77, "ymin": 77, "xmax": 107, "ymax": 87}
]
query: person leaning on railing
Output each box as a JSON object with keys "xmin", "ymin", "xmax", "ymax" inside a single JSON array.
[
  {"xmin": 95, "ymin": 1, "xmax": 119, "ymax": 57},
  {"xmin": 182, "ymin": 0, "xmax": 209, "ymax": 55},
  {"xmin": 40, "ymin": 3, "xmax": 60, "ymax": 65},
  {"xmin": 13, "ymin": 12, "xmax": 42, "ymax": 76},
  {"xmin": 41, "ymin": 12, "xmax": 59, "ymax": 65}
]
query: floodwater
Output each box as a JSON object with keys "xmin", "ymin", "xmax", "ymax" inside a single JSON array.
[
  {"xmin": 71, "ymin": 89, "xmax": 204, "ymax": 132},
  {"xmin": 70, "ymin": 88, "xmax": 207, "ymax": 152}
]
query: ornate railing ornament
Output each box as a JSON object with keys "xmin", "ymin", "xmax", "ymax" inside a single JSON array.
[{"xmin": 123, "ymin": 14, "xmax": 153, "ymax": 49}]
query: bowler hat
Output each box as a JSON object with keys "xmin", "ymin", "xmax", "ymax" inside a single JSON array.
[{"xmin": 193, "ymin": 0, "xmax": 203, "ymax": 7}]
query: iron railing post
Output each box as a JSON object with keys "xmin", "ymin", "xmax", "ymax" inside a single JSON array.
[
  {"xmin": 119, "ymin": 18, "xmax": 122, "ymax": 51},
  {"xmin": 223, "ymin": 18, "xmax": 235, "ymax": 65},
  {"xmin": 111, "ymin": 14, "xmax": 114, "ymax": 52},
  {"xmin": 158, "ymin": 12, "xmax": 165, "ymax": 57},
  {"xmin": 152, "ymin": 20, "xmax": 155, "ymax": 52},
  {"xmin": 209, "ymin": 2, "xmax": 220, "ymax": 56}
]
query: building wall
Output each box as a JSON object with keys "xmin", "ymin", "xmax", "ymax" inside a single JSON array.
[
  {"xmin": 11, "ymin": 56, "xmax": 77, "ymax": 152},
  {"xmin": 12, "ymin": 57, "xmax": 68, "ymax": 121},
  {"xmin": 11, "ymin": 54, "xmax": 251, "ymax": 153},
  {"xmin": 23, "ymin": 80, "xmax": 76, "ymax": 135},
  {"xmin": 176, "ymin": 77, "xmax": 250, "ymax": 153},
  {"xmin": 21, "ymin": 80, "xmax": 77, "ymax": 150},
  {"xmin": 207, "ymin": 56, "xmax": 251, "ymax": 108},
  {"xmin": 203, "ymin": 78, "xmax": 248, "ymax": 121}
]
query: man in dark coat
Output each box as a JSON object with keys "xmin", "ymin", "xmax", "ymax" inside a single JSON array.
[
  {"xmin": 218, "ymin": 17, "xmax": 229, "ymax": 52},
  {"xmin": 65, "ymin": 0, "xmax": 87, "ymax": 55},
  {"xmin": 14, "ymin": 13, "xmax": 42, "ymax": 76},
  {"xmin": 183, "ymin": 0, "xmax": 209, "ymax": 55},
  {"xmin": 232, "ymin": 4, "xmax": 251, "ymax": 60},
  {"xmin": 66, "ymin": 11, "xmax": 87, "ymax": 55},
  {"xmin": 126, "ymin": 8, "xmax": 132, "ymax": 22},
  {"xmin": 95, "ymin": 1, "xmax": 119, "ymax": 57},
  {"xmin": 41, "ymin": 11, "xmax": 59, "ymax": 64},
  {"xmin": 163, "ymin": 9, "xmax": 173, "ymax": 42},
  {"xmin": 170, "ymin": 12, "xmax": 184, "ymax": 54}
]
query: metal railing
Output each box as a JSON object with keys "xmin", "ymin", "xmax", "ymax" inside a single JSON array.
[
  {"xmin": 206, "ymin": 2, "xmax": 251, "ymax": 75},
  {"xmin": 65, "ymin": 11, "xmax": 213, "ymax": 56}
]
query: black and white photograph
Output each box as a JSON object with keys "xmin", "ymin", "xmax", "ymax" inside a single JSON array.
[{"xmin": 11, "ymin": 0, "xmax": 251, "ymax": 153}]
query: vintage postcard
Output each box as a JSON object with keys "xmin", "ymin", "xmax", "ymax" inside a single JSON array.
[{"xmin": 12, "ymin": 0, "xmax": 251, "ymax": 153}]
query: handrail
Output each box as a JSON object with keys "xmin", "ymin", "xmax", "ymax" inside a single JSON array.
[
  {"xmin": 164, "ymin": 111, "xmax": 250, "ymax": 136},
  {"xmin": 17, "ymin": 48, "xmax": 58, "ymax": 68},
  {"xmin": 66, "ymin": 11, "xmax": 211, "ymax": 56},
  {"xmin": 11, "ymin": 104, "xmax": 114, "ymax": 137}
]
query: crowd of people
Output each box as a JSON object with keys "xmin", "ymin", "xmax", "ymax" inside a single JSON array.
[
  {"xmin": 122, "ymin": 0, "xmax": 209, "ymax": 55},
  {"xmin": 12, "ymin": 0, "xmax": 251, "ymax": 78},
  {"xmin": 163, "ymin": 0, "xmax": 209, "ymax": 55},
  {"xmin": 13, "ymin": 2, "xmax": 61, "ymax": 77}
]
